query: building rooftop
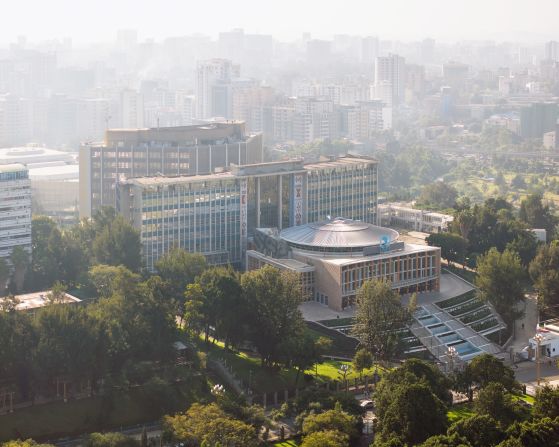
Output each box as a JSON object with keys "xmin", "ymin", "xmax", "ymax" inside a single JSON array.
[
  {"xmin": 303, "ymin": 155, "xmax": 377, "ymax": 171},
  {"xmin": 0, "ymin": 163, "xmax": 27, "ymax": 174},
  {"xmin": 2, "ymin": 291, "xmax": 81, "ymax": 311},
  {"xmin": 0, "ymin": 146, "xmax": 75, "ymax": 167},
  {"xmin": 28, "ymin": 164, "xmax": 80, "ymax": 180},
  {"xmin": 319, "ymin": 243, "xmax": 440, "ymax": 266},
  {"xmin": 280, "ymin": 218, "xmax": 399, "ymax": 249}
]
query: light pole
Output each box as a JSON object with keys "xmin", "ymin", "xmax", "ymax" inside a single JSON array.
[
  {"xmin": 338, "ymin": 364, "xmax": 351, "ymax": 392},
  {"xmin": 447, "ymin": 346, "xmax": 457, "ymax": 374},
  {"xmin": 534, "ymin": 333, "xmax": 544, "ymax": 387}
]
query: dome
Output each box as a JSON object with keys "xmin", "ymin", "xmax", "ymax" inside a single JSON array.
[{"xmin": 279, "ymin": 218, "xmax": 399, "ymax": 250}]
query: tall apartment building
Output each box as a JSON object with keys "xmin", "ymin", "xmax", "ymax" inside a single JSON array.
[
  {"xmin": 293, "ymin": 97, "xmax": 337, "ymax": 143},
  {"xmin": 341, "ymin": 100, "xmax": 391, "ymax": 140},
  {"xmin": 120, "ymin": 89, "xmax": 144, "ymax": 128},
  {"xmin": 195, "ymin": 59, "xmax": 239, "ymax": 119},
  {"xmin": 0, "ymin": 95, "xmax": 33, "ymax": 148},
  {"xmin": 79, "ymin": 121, "xmax": 263, "ymax": 218},
  {"xmin": 232, "ymin": 85, "xmax": 275, "ymax": 133},
  {"xmin": 374, "ymin": 54, "xmax": 406, "ymax": 106},
  {"xmin": 545, "ymin": 41, "xmax": 559, "ymax": 62},
  {"xmin": 117, "ymin": 155, "xmax": 378, "ymax": 271},
  {"xmin": 0, "ymin": 164, "xmax": 32, "ymax": 263}
]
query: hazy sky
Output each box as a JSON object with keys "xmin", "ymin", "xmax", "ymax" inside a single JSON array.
[{"xmin": 3, "ymin": 0, "xmax": 558, "ymax": 44}]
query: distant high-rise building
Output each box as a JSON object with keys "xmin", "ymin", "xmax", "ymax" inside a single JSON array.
[
  {"xmin": 421, "ymin": 38, "xmax": 435, "ymax": 63},
  {"xmin": 545, "ymin": 41, "xmax": 559, "ymax": 62},
  {"xmin": 0, "ymin": 95, "xmax": 33, "ymax": 147},
  {"xmin": 361, "ymin": 36, "xmax": 379, "ymax": 65},
  {"xmin": 195, "ymin": 59, "xmax": 239, "ymax": 119},
  {"xmin": 520, "ymin": 102, "xmax": 558, "ymax": 139},
  {"xmin": 306, "ymin": 40, "xmax": 332, "ymax": 66},
  {"xmin": 0, "ymin": 164, "xmax": 31, "ymax": 263},
  {"xmin": 442, "ymin": 61, "xmax": 469, "ymax": 89},
  {"xmin": 374, "ymin": 54, "xmax": 405, "ymax": 106},
  {"xmin": 120, "ymin": 89, "xmax": 144, "ymax": 128}
]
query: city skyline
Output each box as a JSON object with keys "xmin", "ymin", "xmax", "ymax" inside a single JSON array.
[{"xmin": 2, "ymin": 0, "xmax": 559, "ymax": 45}]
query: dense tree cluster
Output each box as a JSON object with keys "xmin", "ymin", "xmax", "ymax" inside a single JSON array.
[{"xmin": 0, "ymin": 265, "xmax": 177, "ymax": 401}]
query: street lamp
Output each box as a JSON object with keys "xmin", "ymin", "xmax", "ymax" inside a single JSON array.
[
  {"xmin": 533, "ymin": 333, "xmax": 544, "ymax": 387},
  {"xmin": 338, "ymin": 364, "xmax": 351, "ymax": 392},
  {"xmin": 447, "ymin": 346, "xmax": 457, "ymax": 373}
]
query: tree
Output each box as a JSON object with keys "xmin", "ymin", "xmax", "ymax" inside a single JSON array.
[
  {"xmin": 0, "ymin": 257, "xmax": 9, "ymax": 296},
  {"xmin": 352, "ymin": 348, "xmax": 373, "ymax": 379},
  {"xmin": 475, "ymin": 248, "xmax": 524, "ymax": 325},
  {"xmin": 92, "ymin": 216, "xmax": 142, "ymax": 271},
  {"xmin": 10, "ymin": 246, "xmax": 29, "ymax": 292},
  {"xmin": 241, "ymin": 266, "xmax": 305, "ymax": 367},
  {"xmin": 519, "ymin": 193, "xmax": 557, "ymax": 237},
  {"xmin": 529, "ymin": 243, "xmax": 559, "ymax": 312},
  {"xmin": 89, "ymin": 264, "xmax": 141, "ymax": 299},
  {"xmin": 503, "ymin": 417, "xmax": 559, "ymax": 447},
  {"xmin": 511, "ymin": 174, "xmax": 526, "ymax": 190},
  {"xmin": 427, "ymin": 233, "xmax": 468, "ymax": 266},
  {"xmin": 302, "ymin": 404, "xmax": 359, "ymax": 442},
  {"xmin": 506, "ymin": 231, "xmax": 538, "ymax": 267},
  {"xmin": 447, "ymin": 414, "xmax": 505, "ymax": 447},
  {"xmin": 533, "ymin": 385, "xmax": 559, "ymax": 419},
  {"xmin": 418, "ymin": 433, "xmax": 471, "ymax": 447},
  {"xmin": 475, "ymin": 382, "xmax": 524, "ymax": 428},
  {"xmin": 85, "ymin": 433, "xmax": 139, "ymax": 447},
  {"xmin": 351, "ymin": 280, "xmax": 410, "ymax": 361},
  {"xmin": 418, "ymin": 182, "xmax": 458, "ymax": 209},
  {"xmin": 466, "ymin": 354, "xmax": 518, "ymax": 392},
  {"xmin": 163, "ymin": 403, "xmax": 258, "ymax": 447},
  {"xmin": 2, "ymin": 441, "xmax": 55, "ymax": 447},
  {"xmin": 288, "ymin": 333, "xmax": 330, "ymax": 385},
  {"xmin": 301, "ymin": 430, "xmax": 349, "ymax": 447},
  {"xmin": 379, "ymin": 383, "xmax": 448, "ymax": 445},
  {"xmin": 155, "ymin": 248, "xmax": 207, "ymax": 314},
  {"xmin": 46, "ymin": 281, "xmax": 67, "ymax": 305}
]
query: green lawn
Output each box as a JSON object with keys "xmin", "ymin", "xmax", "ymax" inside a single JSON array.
[
  {"xmin": 447, "ymin": 403, "xmax": 475, "ymax": 423},
  {"xmin": 0, "ymin": 381, "xmax": 206, "ymax": 442},
  {"xmin": 273, "ymin": 440, "xmax": 300, "ymax": 447},
  {"xmin": 199, "ymin": 336, "xmax": 387, "ymax": 394}
]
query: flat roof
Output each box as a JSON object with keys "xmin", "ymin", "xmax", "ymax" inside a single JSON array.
[
  {"xmin": 0, "ymin": 163, "xmax": 27, "ymax": 173},
  {"xmin": 247, "ymin": 250, "xmax": 315, "ymax": 272},
  {"xmin": 29, "ymin": 164, "xmax": 79, "ymax": 180},
  {"xmin": 314, "ymin": 243, "xmax": 440, "ymax": 267},
  {"xmin": 303, "ymin": 155, "xmax": 377, "ymax": 171},
  {"xmin": 2, "ymin": 291, "xmax": 81, "ymax": 311}
]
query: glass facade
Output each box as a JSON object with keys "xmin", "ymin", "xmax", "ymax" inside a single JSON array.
[
  {"xmin": 307, "ymin": 162, "xmax": 377, "ymax": 224},
  {"xmin": 137, "ymin": 178, "xmax": 241, "ymax": 271}
]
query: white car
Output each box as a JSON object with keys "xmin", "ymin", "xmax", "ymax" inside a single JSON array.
[{"xmin": 360, "ymin": 400, "xmax": 375, "ymax": 410}]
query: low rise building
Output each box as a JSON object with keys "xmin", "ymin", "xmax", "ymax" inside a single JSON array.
[
  {"xmin": 247, "ymin": 218, "xmax": 441, "ymax": 311},
  {"xmin": 378, "ymin": 202, "xmax": 453, "ymax": 233},
  {"xmin": 1, "ymin": 290, "xmax": 81, "ymax": 312}
]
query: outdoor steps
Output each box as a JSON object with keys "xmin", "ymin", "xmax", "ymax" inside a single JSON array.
[{"xmin": 410, "ymin": 303, "xmax": 504, "ymax": 365}]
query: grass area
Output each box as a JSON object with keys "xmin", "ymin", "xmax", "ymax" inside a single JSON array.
[
  {"xmin": 317, "ymin": 317, "xmax": 355, "ymax": 327},
  {"xmin": 273, "ymin": 440, "xmax": 300, "ymax": 447},
  {"xmin": 447, "ymin": 403, "xmax": 475, "ymax": 423},
  {"xmin": 471, "ymin": 318, "xmax": 499, "ymax": 332},
  {"xmin": 512, "ymin": 394, "xmax": 535, "ymax": 405},
  {"xmin": 436, "ymin": 290, "xmax": 477, "ymax": 309},
  {"xmin": 198, "ymin": 335, "xmax": 387, "ymax": 394},
  {"xmin": 0, "ymin": 380, "xmax": 206, "ymax": 442},
  {"xmin": 448, "ymin": 300, "xmax": 485, "ymax": 317}
]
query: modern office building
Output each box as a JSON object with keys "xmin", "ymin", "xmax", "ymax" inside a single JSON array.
[
  {"xmin": 79, "ymin": 121, "xmax": 263, "ymax": 218},
  {"xmin": 0, "ymin": 164, "xmax": 32, "ymax": 263},
  {"xmin": 117, "ymin": 155, "xmax": 378, "ymax": 271},
  {"xmin": 247, "ymin": 218, "xmax": 441, "ymax": 311}
]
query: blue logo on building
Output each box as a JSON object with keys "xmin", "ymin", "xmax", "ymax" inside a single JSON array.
[{"xmin": 380, "ymin": 235, "xmax": 390, "ymax": 253}]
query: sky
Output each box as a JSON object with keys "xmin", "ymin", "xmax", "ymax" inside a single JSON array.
[{"xmin": 2, "ymin": 0, "xmax": 558, "ymax": 44}]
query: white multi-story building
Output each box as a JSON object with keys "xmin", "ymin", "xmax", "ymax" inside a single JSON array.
[
  {"xmin": 195, "ymin": 59, "xmax": 239, "ymax": 119},
  {"xmin": 378, "ymin": 202, "xmax": 453, "ymax": 233},
  {"xmin": 120, "ymin": 89, "xmax": 144, "ymax": 128},
  {"xmin": 0, "ymin": 164, "xmax": 31, "ymax": 262},
  {"xmin": 374, "ymin": 54, "xmax": 406, "ymax": 106}
]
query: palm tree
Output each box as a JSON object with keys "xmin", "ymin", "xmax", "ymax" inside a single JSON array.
[
  {"xmin": 0, "ymin": 258, "xmax": 9, "ymax": 297},
  {"xmin": 10, "ymin": 246, "xmax": 29, "ymax": 293}
]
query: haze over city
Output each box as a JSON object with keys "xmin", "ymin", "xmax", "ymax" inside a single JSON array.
[
  {"xmin": 1, "ymin": 1, "xmax": 559, "ymax": 446},
  {"xmin": 2, "ymin": 0, "xmax": 558, "ymax": 43}
]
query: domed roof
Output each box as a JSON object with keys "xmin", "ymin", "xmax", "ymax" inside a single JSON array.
[{"xmin": 280, "ymin": 218, "xmax": 399, "ymax": 249}]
